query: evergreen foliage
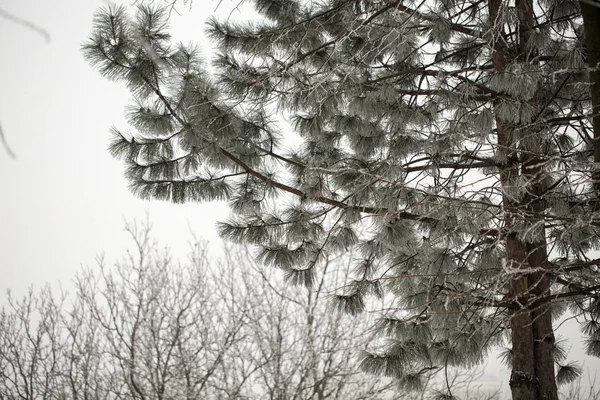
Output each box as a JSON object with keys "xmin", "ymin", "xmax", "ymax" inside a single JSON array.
[{"xmin": 84, "ymin": 1, "xmax": 600, "ymax": 398}]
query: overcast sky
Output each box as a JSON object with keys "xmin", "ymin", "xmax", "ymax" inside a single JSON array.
[
  {"xmin": 0, "ymin": 0, "xmax": 233, "ymax": 298},
  {"xmin": 1, "ymin": 0, "xmax": 599, "ymax": 395}
]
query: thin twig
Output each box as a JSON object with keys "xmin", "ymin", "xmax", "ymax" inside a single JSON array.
[
  {"xmin": 0, "ymin": 7, "xmax": 50, "ymax": 43},
  {"xmin": 0, "ymin": 123, "xmax": 16, "ymax": 159}
]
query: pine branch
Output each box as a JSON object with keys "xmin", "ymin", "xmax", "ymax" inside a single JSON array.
[{"xmin": 114, "ymin": 40, "xmax": 500, "ymax": 234}]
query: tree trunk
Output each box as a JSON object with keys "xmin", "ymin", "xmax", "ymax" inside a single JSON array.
[
  {"xmin": 521, "ymin": 127, "xmax": 557, "ymax": 400},
  {"xmin": 580, "ymin": 0, "xmax": 600, "ymax": 193},
  {"xmin": 516, "ymin": 0, "xmax": 558, "ymax": 396},
  {"xmin": 506, "ymin": 234, "xmax": 538, "ymax": 399},
  {"xmin": 489, "ymin": 0, "xmax": 559, "ymax": 399}
]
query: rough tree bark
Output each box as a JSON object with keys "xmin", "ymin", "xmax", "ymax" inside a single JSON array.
[
  {"xmin": 580, "ymin": 0, "xmax": 600, "ymax": 193},
  {"xmin": 490, "ymin": 0, "xmax": 558, "ymax": 399}
]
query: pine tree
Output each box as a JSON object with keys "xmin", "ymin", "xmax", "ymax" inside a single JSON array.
[{"xmin": 84, "ymin": 1, "xmax": 600, "ymax": 399}]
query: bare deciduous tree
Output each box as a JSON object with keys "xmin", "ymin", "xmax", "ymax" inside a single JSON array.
[{"xmin": 0, "ymin": 219, "xmax": 404, "ymax": 399}]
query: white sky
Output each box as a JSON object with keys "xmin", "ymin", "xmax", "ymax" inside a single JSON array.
[
  {"xmin": 0, "ymin": 0, "xmax": 598, "ymax": 395},
  {"xmin": 0, "ymin": 0, "xmax": 232, "ymax": 298}
]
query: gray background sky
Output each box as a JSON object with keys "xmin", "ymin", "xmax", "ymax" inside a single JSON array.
[
  {"xmin": 0, "ymin": 0, "xmax": 598, "ymax": 395},
  {"xmin": 0, "ymin": 0, "xmax": 229, "ymax": 299}
]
